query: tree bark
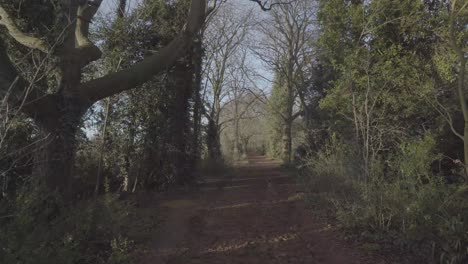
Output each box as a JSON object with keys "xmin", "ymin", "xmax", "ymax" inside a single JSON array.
[
  {"xmin": 207, "ymin": 117, "xmax": 222, "ymax": 163},
  {"xmin": 122, "ymin": 110, "xmax": 136, "ymax": 192},
  {"xmin": 456, "ymin": 49, "xmax": 467, "ymax": 178},
  {"xmin": 191, "ymin": 38, "xmax": 203, "ymax": 167},
  {"xmin": 234, "ymin": 116, "xmax": 240, "ymax": 160},
  {"xmin": 170, "ymin": 56, "xmax": 194, "ymax": 184},
  {"xmin": 95, "ymin": 98, "xmax": 111, "ymax": 196},
  {"xmin": 34, "ymin": 99, "xmax": 84, "ymax": 197},
  {"xmin": 282, "ymin": 120, "xmax": 292, "ymax": 164},
  {"xmin": 233, "ymin": 89, "xmax": 241, "ymax": 160}
]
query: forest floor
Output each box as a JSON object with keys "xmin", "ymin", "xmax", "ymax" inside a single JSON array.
[{"xmin": 133, "ymin": 155, "xmax": 399, "ymax": 264}]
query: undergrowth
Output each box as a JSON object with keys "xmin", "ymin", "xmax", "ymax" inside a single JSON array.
[
  {"xmin": 0, "ymin": 181, "xmax": 141, "ymax": 264},
  {"xmin": 300, "ymin": 134, "xmax": 468, "ymax": 264}
]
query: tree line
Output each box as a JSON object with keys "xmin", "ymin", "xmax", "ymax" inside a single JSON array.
[{"xmin": 0, "ymin": 0, "xmax": 467, "ymax": 263}]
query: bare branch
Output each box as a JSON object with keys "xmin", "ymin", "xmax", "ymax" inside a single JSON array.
[
  {"xmin": 0, "ymin": 39, "xmax": 57, "ymax": 120},
  {"xmin": 0, "ymin": 6, "xmax": 48, "ymax": 53},
  {"xmin": 249, "ymin": 0, "xmax": 295, "ymax": 11},
  {"xmin": 431, "ymin": 95, "xmax": 464, "ymax": 141}
]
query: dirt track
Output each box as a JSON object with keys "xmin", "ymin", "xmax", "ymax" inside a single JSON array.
[{"xmin": 138, "ymin": 155, "xmax": 389, "ymax": 264}]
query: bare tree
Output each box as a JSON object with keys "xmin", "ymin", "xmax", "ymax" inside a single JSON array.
[
  {"xmin": 219, "ymin": 51, "xmax": 262, "ymax": 160},
  {"xmin": 248, "ymin": 0, "xmax": 295, "ymax": 11},
  {"xmin": 203, "ymin": 3, "xmax": 252, "ymax": 162},
  {"xmin": 251, "ymin": 0, "xmax": 316, "ymax": 163}
]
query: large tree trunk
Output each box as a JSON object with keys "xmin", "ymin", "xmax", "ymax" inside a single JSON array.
[
  {"xmin": 35, "ymin": 101, "xmax": 84, "ymax": 197},
  {"xmin": 0, "ymin": 0, "xmax": 207, "ymax": 196},
  {"xmin": 191, "ymin": 38, "xmax": 203, "ymax": 167},
  {"xmin": 170, "ymin": 56, "xmax": 194, "ymax": 185}
]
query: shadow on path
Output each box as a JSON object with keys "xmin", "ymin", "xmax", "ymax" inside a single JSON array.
[{"xmin": 137, "ymin": 155, "xmax": 388, "ymax": 264}]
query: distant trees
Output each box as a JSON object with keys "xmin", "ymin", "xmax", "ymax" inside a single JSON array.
[
  {"xmin": 203, "ymin": 3, "xmax": 252, "ymax": 163},
  {"xmin": 253, "ymin": 0, "xmax": 316, "ymax": 163},
  {"xmin": 220, "ymin": 57, "xmax": 265, "ymax": 160}
]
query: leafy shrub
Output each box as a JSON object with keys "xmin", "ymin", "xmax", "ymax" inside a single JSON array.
[
  {"xmin": 109, "ymin": 235, "xmax": 134, "ymax": 264},
  {"xmin": 0, "ymin": 181, "xmax": 135, "ymax": 264},
  {"xmin": 299, "ymin": 134, "xmax": 360, "ymax": 207},
  {"xmin": 303, "ymin": 134, "xmax": 468, "ymax": 263}
]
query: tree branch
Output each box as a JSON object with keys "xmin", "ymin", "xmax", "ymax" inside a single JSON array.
[
  {"xmin": 248, "ymin": 0, "xmax": 295, "ymax": 11},
  {"xmin": 0, "ymin": 6, "xmax": 48, "ymax": 53},
  {"xmin": 292, "ymin": 110, "xmax": 303, "ymax": 120},
  {"xmin": 0, "ymin": 40, "xmax": 57, "ymax": 121},
  {"xmin": 78, "ymin": 0, "xmax": 206, "ymax": 104},
  {"xmin": 74, "ymin": 0, "xmax": 103, "ymax": 66}
]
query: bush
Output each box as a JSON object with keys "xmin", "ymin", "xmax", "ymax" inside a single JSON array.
[
  {"xmin": 0, "ymin": 182, "xmax": 135, "ymax": 264},
  {"xmin": 303, "ymin": 134, "xmax": 468, "ymax": 263},
  {"xmin": 299, "ymin": 134, "xmax": 360, "ymax": 208}
]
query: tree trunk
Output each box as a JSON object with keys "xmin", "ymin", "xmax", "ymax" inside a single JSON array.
[
  {"xmin": 0, "ymin": 0, "xmax": 207, "ymax": 197},
  {"xmin": 234, "ymin": 117, "xmax": 240, "ymax": 160},
  {"xmin": 35, "ymin": 101, "xmax": 83, "ymax": 198},
  {"xmin": 170, "ymin": 56, "xmax": 193, "ymax": 185},
  {"xmin": 122, "ymin": 110, "xmax": 136, "ymax": 192},
  {"xmin": 233, "ymin": 96, "xmax": 240, "ymax": 160},
  {"xmin": 449, "ymin": 10, "xmax": 468, "ymax": 179},
  {"xmin": 207, "ymin": 117, "xmax": 221, "ymax": 163},
  {"xmin": 457, "ymin": 53, "xmax": 468, "ymax": 178},
  {"xmin": 191, "ymin": 38, "xmax": 203, "ymax": 167},
  {"xmin": 95, "ymin": 98, "xmax": 112, "ymax": 196},
  {"xmin": 241, "ymin": 137, "xmax": 250, "ymax": 157},
  {"xmin": 282, "ymin": 120, "xmax": 292, "ymax": 164}
]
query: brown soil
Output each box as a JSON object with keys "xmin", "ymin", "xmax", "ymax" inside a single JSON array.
[{"xmin": 136, "ymin": 155, "xmax": 395, "ymax": 264}]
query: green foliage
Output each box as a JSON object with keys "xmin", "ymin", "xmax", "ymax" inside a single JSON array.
[
  {"xmin": 0, "ymin": 182, "xmax": 135, "ymax": 264},
  {"xmin": 109, "ymin": 235, "xmax": 134, "ymax": 264},
  {"xmin": 302, "ymin": 0, "xmax": 468, "ymax": 262},
  {"xmin": 265, "ymin": 74, "xmax": 288, "ymax": 159},
  {"xmin": 300, "ymin": 134, "xmax": 359, "ymax": 207},
  {"xmin": 304, "ymin": 133, "xmax": 468, "ymax": 263},
  {"xmin": 433, "ymin": 50, "xmax": 458, "ymax": 83},
  {"xmin": 86, "ymin": 0, "xmax": 198, "ymax": 190},
  {"xmin": 397, "ymin": 134, "xmax": 440, "ymax": 183}
]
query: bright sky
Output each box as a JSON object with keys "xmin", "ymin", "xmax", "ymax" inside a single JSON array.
[
  {"xmin": 98, "ymin": 0, "xmax": 273, "ymax": 91},
  {"xmin": 86, "ymin": 0, "xmax": 273, "ymax": 138},
  {"xmin": 99, "ymin": 0, "xmax": 141, "ymax": 15}
]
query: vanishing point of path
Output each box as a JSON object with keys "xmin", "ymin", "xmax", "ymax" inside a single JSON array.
[{"xmin": 137, "ymin": 155, "xmax": 391, "ymax": 264}]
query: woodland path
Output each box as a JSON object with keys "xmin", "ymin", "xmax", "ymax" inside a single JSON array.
[{"xmin": 137, "ymin": 155, "xmax": 391, "ymax": 264}]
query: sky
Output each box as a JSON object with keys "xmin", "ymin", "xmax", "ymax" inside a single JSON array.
[
  {"xmin": 99, "ymin": 0, "xmax": 141, "ymax": 15},
  {"xmin": 97, "ymin": 0, "xmax": 273, "ymax": 91},
  {"xmin": 86, "ymin": 0, "xmax": 273, "ymax": 138},
  {"xmin": 99, "ymin": 0, "xmax": 268, "ymax": 16}
]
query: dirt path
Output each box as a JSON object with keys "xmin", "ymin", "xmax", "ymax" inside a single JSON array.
[{"xmin": 138, "ymin": 155, "xmax": 388, "ymax": 264}]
